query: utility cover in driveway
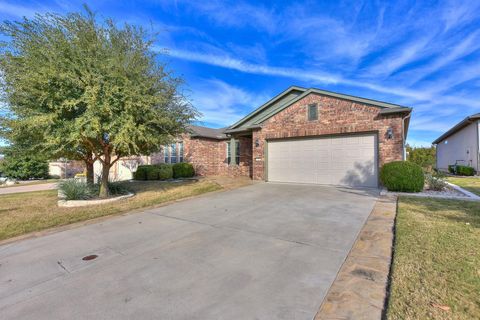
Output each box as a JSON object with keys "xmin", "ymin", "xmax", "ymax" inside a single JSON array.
[{"xmin": 267, "ymin": 134, "xmax": 378, "ymax": 188}]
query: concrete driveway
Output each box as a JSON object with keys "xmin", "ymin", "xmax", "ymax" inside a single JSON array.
[{"xmin": 0, "ymin": 183, "xmax": 378, "ymax": 320}]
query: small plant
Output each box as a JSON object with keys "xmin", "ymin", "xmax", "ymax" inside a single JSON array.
[
  {"xmin": 425, "ymin": 173, "xmax": 447, "ymax": 191},
  {"xmin": 58, "ymin": 179, "xmax": 95, "ymax": 200},
  {"xmin": 172, "ymin": 163, "xmax": 195, "ymax": 178},
  {"xmin": 380, "ymin": 161, "xmax": 424, "ymax": 192}
]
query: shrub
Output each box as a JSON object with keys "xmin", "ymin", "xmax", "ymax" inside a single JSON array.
[
  {"xmin": 145, "ymin": 166, "xmax": 160, "ymax": 180},
  {"xmin": 105, "ymin": 181, "xmax": 131, "ymax": 195},
  {"xmin": 58, "ymin": 179, "xmax": 95, "ymax": 200},
  {"xmin": 0, "ymin": 153, "xmax": 49, "ymax": 180},
  {"xmin": 134, "ymin": 164, "xmax": 175, "ymax": 180},
  {"xmin": 157, "ymin": 164, "xmax": 173, "ymax": 180},
  {"xmin": 425, "ymin": 173, "xmax": 447, "ymax": 191},
  {"xmin": 380, "ymin": 161, "xmax": 424, "ymax": 192},
  {"xmin": 456, "ymin": 165, "xmax": 475, "ymax": 176},
  {"xmin": 448, "ymin": 164, "xmax": 476, "ymax": 176},
  {"xmin": 172, "ymin": 163, "xmax": 195, "ymax": 178},
  {"xmin": 133, "ymin": 166, "xmax": 148, "ymax": 180}
]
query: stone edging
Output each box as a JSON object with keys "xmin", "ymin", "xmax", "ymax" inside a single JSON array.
[
  {"xmin": 315, "ymin": 195, "xmax": 397, "ymax": 319},
  {"xmin": 445, "ymin": 182, "xmax": 480, "ymax": 200},
  {"xmin": 381, "ymin": 183, "xmax": 480, "ymax": 201},
  {"xmin": 58, "ymin": 193, "xmax": 135, "ymax": 207}
]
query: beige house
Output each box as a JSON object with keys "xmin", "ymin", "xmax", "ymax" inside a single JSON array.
[{"xmin": 433, "ymin": 113, "xmax": 480, "ymax": 172}]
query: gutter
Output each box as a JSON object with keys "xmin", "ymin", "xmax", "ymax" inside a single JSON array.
[
  {"xmin": 224, "ymin": 125, "xmax": 262, "ymax": 134},
  {"xmin": 432, "ymin": 114, "xmax": 480, "ymax": 144},
  {"xmin": 402, "ymin": 112, "xmax": 411, "ymax": 161}
]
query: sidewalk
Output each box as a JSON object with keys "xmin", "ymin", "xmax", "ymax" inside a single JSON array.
[{"xmin": 0, "ymin": 183, "xmax": 57, "ymax": 195}]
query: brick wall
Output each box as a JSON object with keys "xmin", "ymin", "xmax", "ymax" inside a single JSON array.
[
  {"xmin": 252, "ymin": 92, "xmax": 406, "ymax": 180},
  {"xmin": 151, "ymin": 135, "xmax": 252, "ymax": 177}
]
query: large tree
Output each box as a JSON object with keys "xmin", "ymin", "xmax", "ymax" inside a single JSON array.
[
  {"xmin": 0, "ymin": 7, "xmax": 197, "ymax": 197},
  {"xmin": 406, "ymin": 144, "xmax": 436, "ymax": 171}
]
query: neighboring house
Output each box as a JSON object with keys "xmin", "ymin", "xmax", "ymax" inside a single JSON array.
[
  {"xmin": 433, "ymin": 113, "xmax": 480, "ymax": 172},
  {"xmin": 48, "ymin": 160, "xmax": 85, "ymax": 178},
  {"xmin": 97, "ymin": 86, "xmax": 412, "ymax": 188}
]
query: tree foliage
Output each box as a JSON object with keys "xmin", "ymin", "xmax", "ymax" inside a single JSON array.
[
  {"xmin": 406, "ymin": 144, "xmax": 436, "ymax": 171},
  {"xmin": 0, "ymin": 146, "xmax": 49, "ymax": 180},
  {"xmin": 0, "ymin": 6, "xmax": 197, "ymax": 196}
]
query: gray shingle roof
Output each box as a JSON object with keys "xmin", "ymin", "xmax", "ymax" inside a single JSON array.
[{"xmin": 187, "ymin": 125, "xmax": 228, "ymax": 140}]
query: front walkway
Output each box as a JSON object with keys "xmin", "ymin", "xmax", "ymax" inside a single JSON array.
[{"xmin": 315, "ymin": 195, "xmax": 397, "ymax": 319}]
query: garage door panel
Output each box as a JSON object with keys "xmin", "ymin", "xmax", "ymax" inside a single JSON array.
[{"xmin": 268, "ymin": 134, "xmax": 378, "ymax": 188}]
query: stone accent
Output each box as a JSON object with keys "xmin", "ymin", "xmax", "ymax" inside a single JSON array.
[
  {"xmin": 252, "ymin": 92, "xmax": 406, "ymax": 180},
  {"xmin": 314, "ymin": 195, "xmax": 397, "ymax": 320}
]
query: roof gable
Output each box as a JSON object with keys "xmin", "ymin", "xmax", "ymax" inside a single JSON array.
[
  {"xmin": 228, "ymin": 86, "xmax": 306, "ymax": 130},
  {"xmin": 432, "ymin": 113, "xmax": 480, "ymax": 144},
  {"xmin": 228, "ymin": 86, "xmax": 411, "ymax": 131}
]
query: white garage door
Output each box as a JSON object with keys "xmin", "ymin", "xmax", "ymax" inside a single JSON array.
[{"xmin": 267, "ymin": 134, "xmax": 378, "ymax": 188}]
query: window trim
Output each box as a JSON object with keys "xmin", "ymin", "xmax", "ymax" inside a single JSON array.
[
  {"xmin": 308, "ymin": 103, "xmax": 318, "ymax": 121},
  {"xmin": 235, "ymin": 140, "xmax": 240, "ymax": 165},
  {"xmin": 226, "ymin": 140, "xmax": 240, "ymax": 165},
  {"xmin": 164, "ymin": 145, "xmax": 170, "ymax": 163},
  {"xmin": 178, "ymin": 142, "xmax": 184, "ymax": 163}
]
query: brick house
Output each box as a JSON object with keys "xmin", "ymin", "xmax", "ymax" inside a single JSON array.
[{"xmin": 105, "ymin": 86, "xmax": 412, "ymax": 188}]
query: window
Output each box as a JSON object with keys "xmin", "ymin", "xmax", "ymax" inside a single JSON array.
[
  {"xmin": 226, "ymin": 140, "xmax": 240, "ymax": 165},
  {"xmin": 308, "ymin": 103, "xmax": 318, "ymax": 121},
  {"xmin": 178, "ymin": 142, "xmax": 184, "ymax": 163},
  {"xmin": 235, "ymin": 141, "xmax": 240, "ymax": 165},
  {"xmin": 164, "ymin": 145, "xmax": 170, "ymax": 163},
  {"xmin": 163, "ymin": 142, "xmax": 184, "ymax": 163},
  {"xmin": 170, "ymin": 143, "xmax": 177, "ymax": 163}
]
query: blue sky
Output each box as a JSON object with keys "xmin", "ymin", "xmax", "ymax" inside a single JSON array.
[{"xmin": 1, "ymin": 0, "xmax": 480, "ymax": 146}]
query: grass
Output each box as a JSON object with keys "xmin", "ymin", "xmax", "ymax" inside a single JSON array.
[
  {"xmin": 0, "ymin": 179, "xmax": 222, "ymax": 241},
  {"xmin": 447, "ymin": 176, "xmax": 480, "ymax": 196},
  {"xmin": 387, "ymin": 197, "xmax": 480, "ymax": 319}
]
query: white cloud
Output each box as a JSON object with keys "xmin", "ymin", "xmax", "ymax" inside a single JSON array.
[
  {"xmin": 367, "ymin": 38, "xmax": 431, "ymax": 77},
  {"xmin": 163, "ymin": 48, "xmax": 444, "ymax": 103},
  {"xmin": 164, "ymin": 48, "xmax": 341, "ymax": 84},
  {"xmin": 189, "ymin": 79, "xmax": 269, "ymax": 126}
]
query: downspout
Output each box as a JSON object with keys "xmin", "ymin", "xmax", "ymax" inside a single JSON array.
[{"xmin": 402, "ymin": 113, "xmax": 411, "ymax": 161}]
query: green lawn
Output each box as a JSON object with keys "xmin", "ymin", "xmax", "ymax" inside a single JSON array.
[
  {"xmin": 0, "ymin": 179, "xmax": 222, "ymax": 241},
  {"xmin": 447, "ymin": 176, "xmax": 480, "ymax": 196},
  {"xmin": 387, "ymin": 197, "xmax": 480, "ymax": 319}
]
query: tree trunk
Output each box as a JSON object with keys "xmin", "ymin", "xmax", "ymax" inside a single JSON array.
[
  {"xmin": 86, "ymin": 161, "xmax": 94, "ymax": 185},
  {"xmin": 99, "ymin": 163, "xmax": 110, "ymax": 198},
  {"xmin": 98, "ymin": 148, "xmax": 111, "ymax": 198}
]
